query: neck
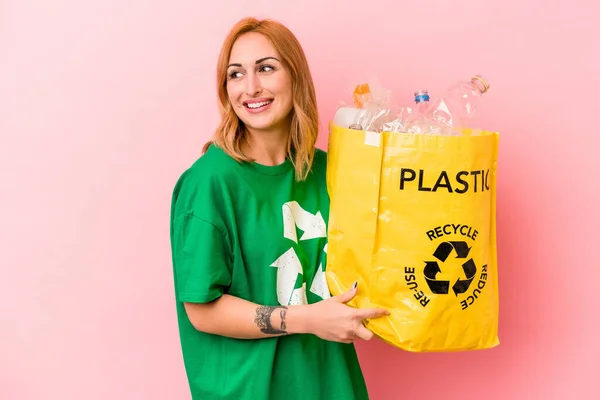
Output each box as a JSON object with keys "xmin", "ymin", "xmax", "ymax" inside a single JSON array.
[{"xmin": 242, "ymin": 126, "xmax": 290, "ymax": 166}]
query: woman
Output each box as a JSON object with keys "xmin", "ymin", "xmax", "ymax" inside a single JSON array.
[{"xmin": 169, "ymin": 17, "xmax": 389, "ymax": 400}]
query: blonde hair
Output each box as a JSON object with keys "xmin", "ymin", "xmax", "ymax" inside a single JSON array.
[{"xmin": 203, "ymin": 17, "xmax": 319, "ymax": 181}]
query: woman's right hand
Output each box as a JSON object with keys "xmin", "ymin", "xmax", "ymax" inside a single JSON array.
[{"xmin": 304, "ymin": 282, "xmax": 390, "ymax": 343}]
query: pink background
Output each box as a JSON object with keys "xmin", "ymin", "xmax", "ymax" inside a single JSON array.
[{"xmin": 1, "ymin": 1, "xmax": 598, "ymax": 399}]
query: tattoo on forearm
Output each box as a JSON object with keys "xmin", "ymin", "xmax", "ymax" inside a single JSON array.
[
  {"xmin": 279, "ymin": 308, "xmax": 287, "ymax": 331},
  {"xmin": 254, "ymin": 305, "xmax": 288, "ymax": 335}
]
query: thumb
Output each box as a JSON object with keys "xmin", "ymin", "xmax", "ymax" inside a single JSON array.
[{"xmin": 335, "ymin": 281, "xmax": 358, "ymax": 303}]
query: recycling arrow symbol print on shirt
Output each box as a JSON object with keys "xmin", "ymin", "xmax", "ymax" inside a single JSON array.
[
  {"xmin": 424, "ymin": 241, "xmax": 478, "ymax": 296},
  {"xmin": 270, "ymin": 248, "xmax": 308, "ymax": 306},
  {"xmin": 282, "ymin": 201, "xmax": 327, "ymax": 243},
  {"xmin": 270, "ymin": 201, "xmax": 328, "ymax": 306}
]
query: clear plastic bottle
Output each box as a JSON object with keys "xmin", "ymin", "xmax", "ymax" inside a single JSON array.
[
  {"xmin": 345, "ymin": 83, "xmax": 393, "ymax": 132},
  {"xmin": 333, "ymin": 83, "xmax": 372, "ymax": 130},
  {"xmin": 405, "ymin": 90, "xmax": 432, "ymax": 134},
  {"xmin": 414, "ymin": 90, "xmax": 430, "ymax": 115},
  {"xmin": 427, "ymin": 75, "xmax": 490, "ymax": 135}
]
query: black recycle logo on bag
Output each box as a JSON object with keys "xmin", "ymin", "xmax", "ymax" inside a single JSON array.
[
  {"xmin": 424, "ymin": 241, "xmax": 477, "ymax": 296},
  {"xmin": 404, "ymin": 223, "xmax": 490, "ymax": 310}
]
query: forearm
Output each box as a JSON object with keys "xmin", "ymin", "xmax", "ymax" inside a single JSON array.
[{"xmin": 183, "ymin": 294, "xmax": 312, "ymax": 339}]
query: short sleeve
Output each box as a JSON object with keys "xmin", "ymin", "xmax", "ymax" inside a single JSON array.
[{"xmin": 171, "ymin": 213, "xmax": 232, "ymax": 303}]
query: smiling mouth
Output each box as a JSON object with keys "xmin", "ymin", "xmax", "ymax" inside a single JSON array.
[{"xmin": 244, "ymin": 99, "xmax": 273, "ymax": 109}]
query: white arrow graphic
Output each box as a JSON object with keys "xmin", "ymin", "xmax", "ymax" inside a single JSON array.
[
  {"xmin": 289, "ymin": 282, "xmax": 308, "ymax": 306},
  {"xmin": 309, "ymin": 262, "xmax": 331, "ymax": 300},
  {"xmin": 282, "ymin": 201, "xmax": 327, "ymax": 243},
  {"xmin": 270, "ymin": 247, "xmax": 305, "ymax": 306}
]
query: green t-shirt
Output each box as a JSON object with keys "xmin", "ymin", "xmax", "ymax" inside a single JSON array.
[{"xmin": 169, "ymin": 144, "xmax": 369, "ymax": 400}]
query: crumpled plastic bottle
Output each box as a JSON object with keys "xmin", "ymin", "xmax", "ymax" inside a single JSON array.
[{"xmin": 426, "ymin": 75, "xmax": 490, "ymax": 135}]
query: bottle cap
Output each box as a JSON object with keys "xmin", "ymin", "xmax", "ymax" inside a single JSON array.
[
  {"xmin": 353, "ymin": 83, "xmax": 371, "ymax": 108},
  {"xmin": 471, "ymin": 75, "xmax": 490, "ymax": 94},
  {"xmin": 414, "ymin": 90, "xmax": 430, "ymax": 103}
]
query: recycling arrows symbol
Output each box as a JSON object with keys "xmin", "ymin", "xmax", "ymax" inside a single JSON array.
[
  {"xmin": 282, "ymin": 201, "xmax": 327, "ymax": 243},
  {"xmin": 270, "ymin": 248, "xmax": 308, "ymax": 306},
  {"xmin": 270, "ymin": 201, "xmax": 328, "ymax": 306},
  {"xmin": 424, "ymin": 241, "xmax": 477, "ymax": 296}
]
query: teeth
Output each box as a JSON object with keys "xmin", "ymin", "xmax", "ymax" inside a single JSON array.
[{"xmin": 247, "ymin": 100, "xmax": 272, "ymax": 109}]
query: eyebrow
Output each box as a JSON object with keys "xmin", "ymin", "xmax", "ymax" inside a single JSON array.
[{"xmin": 227, "ymin": 56, "xmax": 280, "ymax": 68}]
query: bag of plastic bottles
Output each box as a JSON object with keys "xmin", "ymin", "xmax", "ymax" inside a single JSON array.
[{"xmin": 325, "ymin": 76, "xmax": 500, "ymax": 352}]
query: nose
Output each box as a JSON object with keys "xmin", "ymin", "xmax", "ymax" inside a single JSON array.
[{"xmin": 245, "ymin": 72, "xmax": 262, "ymax": 96}]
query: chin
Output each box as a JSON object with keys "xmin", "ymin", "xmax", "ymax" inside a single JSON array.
[
  {"xmin": 243, "ymin": 117, "xmax": 288, "ymax": 133},
  {"xmin": 245, "ymin": 123, "xmax": 280, "ymax": 133}
]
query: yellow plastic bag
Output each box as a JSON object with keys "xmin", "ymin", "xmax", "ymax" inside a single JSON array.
[{"xmin": 325, "ymin": 124, "xmax": 500, "ymax": 352}]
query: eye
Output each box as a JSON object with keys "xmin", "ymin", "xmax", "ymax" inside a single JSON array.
[
  {"xmin": 259, "ymin": 64, "xmax": 275, "ymax": 73},
  {"xmin": 228, "ymin": 70, "xmax": 243, "ymax": 80}
]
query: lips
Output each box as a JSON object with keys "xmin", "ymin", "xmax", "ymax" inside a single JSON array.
[{"xmin": 243, "ymin": 98, "xmax": 274, "ymax": 110}]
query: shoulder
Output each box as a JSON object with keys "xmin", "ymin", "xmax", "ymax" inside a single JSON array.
[
  {"xmin": 170, "ymin": 144, "xmax": 237, "ymax": 219},
  {"xmin": 179, "ymin": 143, "xmax": 240, "ymax": 183},
  {"xmin": 191, "ymin": 143, "xmax": 239, "ymax": 175},
  {"xmin": 309, "ymin": 147, "xmax": 328, "ymax": 176},
  {"xmin": 173, "ymin": 145, "xmax": 223, "ymax": 191},
  {"xmin": 314, "ymin": 147, "xmax": 328, "ymax": 164}
]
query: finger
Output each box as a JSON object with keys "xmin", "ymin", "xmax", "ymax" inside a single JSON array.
[
  {"xmin": 334, "ymin": 281, "xmax": 358, "ymax": 303},
  {"xmin": 335, "ymin": 335, "xmax": 353, "ymax": 344},
  {"xmin": 357, "ymin": 307, "xmax": 391, "ymax": 320},
  {"xmin": 353, "ymin": 325, "xmax": 374, "ymax": 341}
]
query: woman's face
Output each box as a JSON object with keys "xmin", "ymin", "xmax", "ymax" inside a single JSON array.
[{"xmin": 226, "ymin": 32, "xmax": 293, "ymax": 136}]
